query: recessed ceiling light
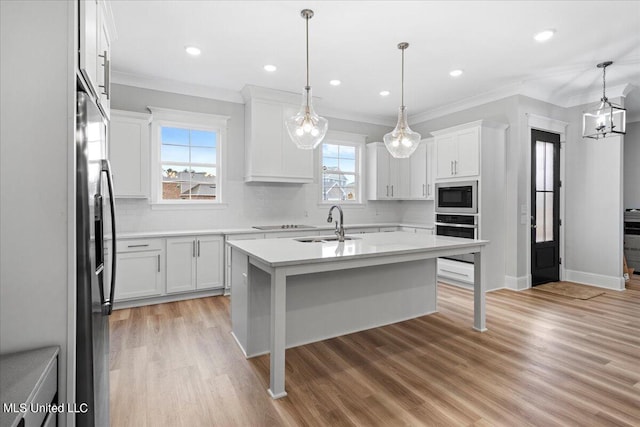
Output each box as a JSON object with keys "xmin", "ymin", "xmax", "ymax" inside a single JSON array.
[
  {"xmin": 329, "ymin": 79, "xmax": 341, "ymax": 86},
  {"xmin": 379, "ymin": 90, "xmax": 390, "ymax": 97},
  {"xmin": 185, "ymin": 46, "xmax": 201, "ymax": 56},
  {"xmin": 449, "ymin": 69, "xmax": 464, "ymax": 77},
  {"xmin": 534, "ymin": 29, "xmax": 555, "ymax": 42},
  {"xmin": 264, "ymin": 64, "xmax": 277, "ymax": 72}
]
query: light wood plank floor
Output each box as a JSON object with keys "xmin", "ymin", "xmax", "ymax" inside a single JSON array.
[{"xmin": 110, "ymin": 280, "xmax": 640, "ymax": 426}]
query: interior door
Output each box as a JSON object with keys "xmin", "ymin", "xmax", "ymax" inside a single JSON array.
[{"xmin": 531, "ymin": 129, "xmax": 561, "ymax": 285}]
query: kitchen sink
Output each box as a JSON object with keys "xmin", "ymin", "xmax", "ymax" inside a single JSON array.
[
  {"xmin": 253, "ymin": 224, "xmax": 317, "ymax": 230},
  {"xmin": 295, "ymin": 236, "xmax": 360, "ymax": 243}
]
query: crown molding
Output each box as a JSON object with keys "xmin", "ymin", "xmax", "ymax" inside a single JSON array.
[
  {"xmin": 409, "ymin": 82, "xmax": 524, "ymax": 125},
  {"xmin": 111, "ymin": 71, "xmax": 244, "ymax": 104},
  {"xmin": 560, "ymin": 83, "xmax": 634, "ymax": 109},
  {"xmin": 321, "ymin": 106, "xmax": 395, "ymax": 127}
]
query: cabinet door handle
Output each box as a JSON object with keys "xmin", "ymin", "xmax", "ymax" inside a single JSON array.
[
  {"xmin": 454, "ymin": 160, "xmax": 458, "ymax": 175},
  {"xmin": 386, "ymin": 185, "xmax": 389, "ymax": 197},
  {"xmin": 98, "ymin": 50, "xmax": 110, "ymax": 99},
  {"xmin": 192, "ymin": 240, "xmax": 196, "ymax": 257},
  {"xmin": 197, "ymin": 240, "xmax": 201, "ymax": 257},
  {"xmin": 450, "ymin": 161, "xmax": 453, "ymax": 175},
  {"xmin": 127, "ymin": 244, "xmax": 148, "ymax": 248},
  {"xmin": 441, "ymin": 268, "xmax": 468, "ymax": 277},
  {"xmin": 157, "ymin": 254, "xmax": 160, "ymax": 273},
  {"xmin": 427, "ymin": 184, "xmax": 431, "ymax": 196},
  {"xmin": 391, "ymin": 185, "xmax": 394, "ymax": 197}
]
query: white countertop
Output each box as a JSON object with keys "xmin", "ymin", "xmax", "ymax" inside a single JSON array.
[
  {"xmin": 227, "ymin": 231, "xmax": 487, "ymax": 268},
  {"xmin": 116, "ymin": 223, "xmax": 433, "ymax": 240}
]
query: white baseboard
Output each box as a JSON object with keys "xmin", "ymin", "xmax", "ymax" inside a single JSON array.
[
  {"xmin": 564, "ymin": 270, "xmax": 625, "ymax": 291},
  {"xmin": 113, "ymin": 288, "xmax": 225, "ymax": 309},
  {"xmin": 505, "ymin": 275, "xmax": 530, "ymax": 291}
]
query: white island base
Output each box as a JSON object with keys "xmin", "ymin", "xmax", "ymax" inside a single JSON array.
[
  {"xmin": 227, "ymin": 232, "xmax": 487, "ymax": 399},
  {"xmin": 231, "ymin": 256, "xmax": 437, "ymax": 358}
]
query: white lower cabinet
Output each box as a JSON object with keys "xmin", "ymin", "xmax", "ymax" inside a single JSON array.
[
  {"xmin": 114, "ymin": 239, "xmax": 163, "ymax": 301},
  {"xmin": 437, "ymin": 258, "xmax": 474, "ymax": 285},
  {"xmin": 166, "ymin": 235, "xmax": 224, "ymax": 294}
]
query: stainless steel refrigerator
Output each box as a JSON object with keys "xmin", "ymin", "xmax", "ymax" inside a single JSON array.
[{"xmin": 76, "ymin": 90, "xmax": 116, "ymax": 427}]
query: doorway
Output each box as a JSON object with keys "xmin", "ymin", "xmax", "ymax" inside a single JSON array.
[{"xmin": 531, "ymin": 129, "xmax": 561, "ymax": 285}]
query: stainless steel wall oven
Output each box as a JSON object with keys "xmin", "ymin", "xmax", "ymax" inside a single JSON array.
[{"xmin": 435, "ymin": 213, "xmax": 478, "ymax": 263}]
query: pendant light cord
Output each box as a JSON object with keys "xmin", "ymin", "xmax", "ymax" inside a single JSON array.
[
  {"xmin": 305, "ymin": 14, "xmax": 310, "ymax": 108},
  {"xmin": 401, "ymin": 47, "xmax": 405, "ymax": 108},
  {"xmin": 602, "ymin": 64, "xmax": 607, "ymax": 101}
]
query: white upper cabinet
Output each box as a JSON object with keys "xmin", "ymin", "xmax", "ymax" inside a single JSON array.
[
  {"xmin": 425, "ymin": 139, "xmax": 436, "ymax": 200},
  {"xmin": 434, "ymin": 126, "xmax": 480, "ymax": 179},
  {"xmin": 367, "ymin": 141, "xmax": 431, "ymax": 201},
  {"xmin": 79, "ymin": 0, "xmax": 113, "ymax": 118},
  {"xmin": 409, "ymin": 139, "xmax": 435, "ymax": 199},
  {"xmin": 109, "ymin": 110, "xmax": 150, "ymax": 198},
  {"xmin": 242, "ymin": 86, "xmax": 314, "ymax": 183}
]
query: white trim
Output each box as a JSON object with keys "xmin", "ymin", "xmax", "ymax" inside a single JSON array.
[
  {"xmin": 111, "ymin": 109, "xmax": 151, "ymax": 122},
  {"xmin": 504, "ymin": 275, "xmax": 530, "ymax": 291},
  {"xmin": 563, "ymin": 83, "xmax": 634, "ymax": 110},
  {"xmin": 411, "ymin": 82, "xmax": 525, "ymax": 124},
  {"xmin": 112, "ymin": 70, "xmax": 244, "ymax": 104},
  {"xmin": 526, "ymin": 114, "xmax": 569, "ymax": 136},
  {"xmin": 149, "ymin": 108, "xmax": 228, "ymax": 205},
  {"xmin": 147, "ymin": 106, "xmax": 230, "ymax": 126},
  {"xmin": 113, "ymin": 288, "xmax": 224, "ymax": 309},
  {"xmin": 525, "ymin": 114, "xmax": 568, "ymax": 285},
  {"xmin": 319, "ymin": 131, "xmax": 367, "ymax": 205},
  {"xmin": 430, "ymin": 119, "xmax": 508, "ymax": 136},
  {"xmin": 564, "ymin": 270, "xmax": 625, "ymax": 291}
]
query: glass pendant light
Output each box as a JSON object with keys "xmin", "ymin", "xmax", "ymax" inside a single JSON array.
[
  {"xmin": 582, "ymin": 61, "xmax": 626, "ymax": 140},
  {"xmin": 383, "ymin": 42, "xmax": 421, "ymax": 158},
  {"xmin": 285, "ymin": 9, "xmax": 328, "ymax": 150}
]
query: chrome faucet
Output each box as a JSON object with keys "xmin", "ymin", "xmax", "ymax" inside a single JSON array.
[{"xmin": 327, "ymin": 205, "xmax": 345, "ymax": 242}]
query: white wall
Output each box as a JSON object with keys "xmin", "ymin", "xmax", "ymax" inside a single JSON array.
[
  {"xmin": 624, "ymin": 121, "xmax": 640, "ymax": 209},
  {"xmin": 410, "ymin": 95, "xmax": 572, "ymax": 288},
  {"xmin": 1, "ymin": 1, "xmax": 74, "ymax": 425},
  {"xmin": 110, "ymin": 84, "xmax": 407, "ymax": 232},
  {"xmin": 563, "ymin": 101, "xmax": 625, "ymax": 289}
]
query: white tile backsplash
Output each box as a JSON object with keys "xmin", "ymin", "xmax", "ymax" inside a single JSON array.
[{"xmin": 114, "ymin": 180, "xmax": 432, "ymax": 233}]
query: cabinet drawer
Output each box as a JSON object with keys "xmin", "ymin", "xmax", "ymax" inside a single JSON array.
[
  {"xmin": 117, "ymin": 238, "xmax": 163, "ymax": 253},
  {"xmin": 438, "ymin": 259, "xmax": 474, "ymax": 284}
]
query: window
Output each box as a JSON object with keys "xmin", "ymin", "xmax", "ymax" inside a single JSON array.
[
  {"xmin": 161, "ymin": 127, "xmax": 217, "ymax": 200},
  {"xmin": 149, "ymin": 107, "xmax": 228, "ymax": 205},
  {"xmin": 320, "ymin": 139, "xmax": 362, "ymax": 203}
]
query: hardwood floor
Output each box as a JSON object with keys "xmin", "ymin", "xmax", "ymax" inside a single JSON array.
[{"xmin": 110, "ymin": 281, "xmax": 640, "ymax": 426}]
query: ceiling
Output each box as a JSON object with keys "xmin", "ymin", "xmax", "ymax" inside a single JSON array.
[{"xmin": 109, "ymin": 1, "xmax": 640, "ymax": 125}]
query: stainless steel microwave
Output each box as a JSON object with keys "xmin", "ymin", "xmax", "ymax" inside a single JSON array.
[{"xmin": 435, "ymin": 181, "xmax": 478, "ymax": 214}]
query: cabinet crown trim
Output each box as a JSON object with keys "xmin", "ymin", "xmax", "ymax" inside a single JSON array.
[{"xmin": 430, "ymin": 120, "xmax": 509, "ymax": 136}]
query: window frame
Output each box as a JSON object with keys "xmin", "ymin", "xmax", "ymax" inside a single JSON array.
[
  {"xmin": 318, "ymin": 131, "xmax": 367, "ymax": 207},
  {"xmin": 148, "ymin": 107, "xmax": 229, "ymax": 208}
]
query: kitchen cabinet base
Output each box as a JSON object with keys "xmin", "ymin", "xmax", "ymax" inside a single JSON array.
[{"xmin": 113, "ymin": 287, "xmax": 224, "ymax": 310}]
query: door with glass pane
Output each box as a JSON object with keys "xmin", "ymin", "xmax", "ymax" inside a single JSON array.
[{"xmin": 531, "ymin": 129, "xmax": 561, "ymax": 285}]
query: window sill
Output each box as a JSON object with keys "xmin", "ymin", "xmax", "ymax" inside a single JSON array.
[{"xmin": 151, "ymin": 202, "xmax": 229, "ymax": 211}]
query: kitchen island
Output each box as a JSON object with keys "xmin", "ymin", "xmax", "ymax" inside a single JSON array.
[{"xmin": 227, "ymin": 231, "xmax": 488, "ymax": 399}]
